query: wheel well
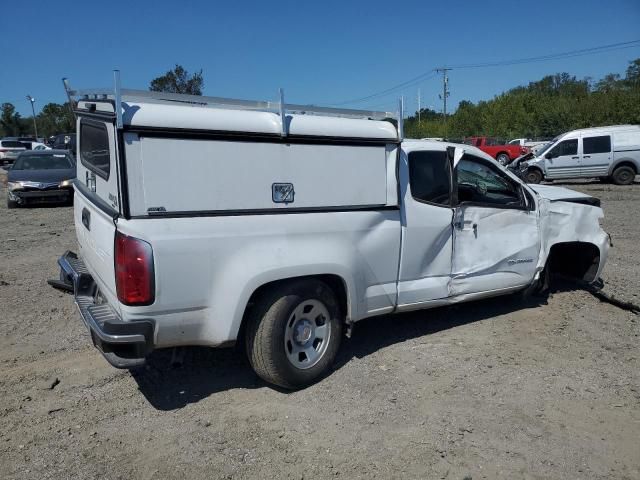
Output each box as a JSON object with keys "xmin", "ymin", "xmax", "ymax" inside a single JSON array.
[
  {"xmin": 612, "ymin": 161, "xmax": 637, "ymax": 174},
  {"xmin": 546, "ymin": 242, "xmax": 600, "ymax": 283},
  {"xmin": 238, "ymin": 274, "xmax": 349, "ymax": 344},
  {"xmin": 496, "ymin": 151, "xmax": 509, "ymax": 158},
  {"xmin": 527, "ymin": 165, "xmax": 544, "ymax": 175}
]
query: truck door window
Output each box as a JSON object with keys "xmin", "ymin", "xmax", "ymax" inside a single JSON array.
[
  {"xmin": 547, "ymin": 139, "xmax": 577, "ymax": 158},
  {"xmin": 455, "ymin": 156, "xmax": 522, "ymax": 207},
  {"xmin": 408, "ymin": 150, "xmax": 451, "ymax": 207},
  {"xmin": 583, "ymin": 135, "xmax": 611, "ymax": 154},
  {"xmin": 80, "ymin": 120, "xmax": 110, "ymax": 180}
]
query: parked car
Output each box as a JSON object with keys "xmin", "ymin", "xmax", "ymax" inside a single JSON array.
[
  {"xmin": 48, "ymin": 133, "xmax": 77, "ymax": 154},
  {"xmin": 6, "ymin": 150, "xmax": 75, "ymax": 208},
  {"xmin": 0, "ymin": 139, "xmax": 27, "ymax": 164},
  {"xmin": 518, "ymin": 125, "xmax": 640, "ymax": 184},
  {"xmin": 508, "ymin": 138, "xmax": 550, "ymax": 153},
  {"xmin": 464, "ymin": 136, "xmax": 528, "ymax": 165},
  {"xmin": 31, "ymin": 142, "xmax": 51, "ymax": 151},
  {"xmin": 55, "ymin": 84, "xmax": 609, "ymax": 389}
]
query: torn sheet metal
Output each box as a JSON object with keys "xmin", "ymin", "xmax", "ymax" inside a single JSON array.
[
  {"xmin": 450, "ymin": 206, "xmax": 540, "ymax": 296},
  {"xmin": 534, "ymin": 185, "xmax": 610, "ymax": 280}
]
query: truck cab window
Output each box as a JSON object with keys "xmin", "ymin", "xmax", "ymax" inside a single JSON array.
[
  {"xmin": 408, "ymin": 150, "xmax": 451, "ymax": 207},
  {"xmin": 547, "ymin": 139, "xmax": 577, "ymax": 158},
  {"xmin": 456, "ymin": 156, "xmax": 522, "ymax": 207}
]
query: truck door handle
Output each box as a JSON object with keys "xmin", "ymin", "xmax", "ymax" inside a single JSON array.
[
  {"xmin": 583, "ymin": 155, "xmax": 590, "ymax": 159},
  {"xmin": 571, "ymin": 156, "xmax": 579, "ymax": 159},
  {"xmin": 81, "ymin": 208, "xmax": 91, "ymax": 231}
]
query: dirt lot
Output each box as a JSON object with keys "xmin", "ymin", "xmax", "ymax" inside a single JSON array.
[{"xmin": 1, "ymin": 177, "xmax": 639, "ymax": 480}]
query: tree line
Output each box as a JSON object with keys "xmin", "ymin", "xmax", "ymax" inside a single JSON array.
[
  {"xmin": 404, "ymin": 58, "xmax": 640, "ymax": 140},
  {"xmin": 2, "ymin": 60, "xmax": 638, "ymax": 140}
]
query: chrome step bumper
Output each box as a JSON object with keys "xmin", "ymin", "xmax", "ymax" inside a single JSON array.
[{"xmin": 57, "ymin": 251, "xmax": 154, "ymax": 368}]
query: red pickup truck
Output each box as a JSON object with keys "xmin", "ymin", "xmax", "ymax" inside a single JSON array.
[{"xmin": 464, "ymin": 137, "xmax": 528, "ymax": 165}]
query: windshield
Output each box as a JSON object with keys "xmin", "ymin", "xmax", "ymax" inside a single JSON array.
[{"xmin": 12, "ymin": 154, "xmax": 73, "ymax": 170}]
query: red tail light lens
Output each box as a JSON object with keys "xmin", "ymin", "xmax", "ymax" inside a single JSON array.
[{"xmin": 115, "ymin": 232, "xmax": 155, "ymax": 306}]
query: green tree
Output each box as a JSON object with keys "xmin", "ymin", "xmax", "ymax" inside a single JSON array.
[
  {"xmin": 403, "ymin": 57, "xmax": 640, "ymax": 140},
  {"xmin": 625, "ymin": 58, "xmax": 640, "ymax": 88},
  {"xmin": 149, "ymin": 65, "xmax": 204, "ymax": 95},
  {"xmin": 36, "ymin": 103, "xmax": 75, "ymax": 137},
  {"xmin": 0, "ymin": 103, "xmax": 25, "ymax": 136}
]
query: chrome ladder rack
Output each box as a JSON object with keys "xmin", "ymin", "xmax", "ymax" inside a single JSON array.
[{"xmin": 63, "ymin": 70, "xmax": 404, "ymax": 140}]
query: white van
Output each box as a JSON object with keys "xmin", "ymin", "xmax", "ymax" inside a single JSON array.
[{"xmin": 521, "ymin": 125, "xmax": 640, "ymax": 185}]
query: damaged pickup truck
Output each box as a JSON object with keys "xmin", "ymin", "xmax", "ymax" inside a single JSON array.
[{"xmin": 55, "ymin": 77, "xmax": 609, "ymax": 389}]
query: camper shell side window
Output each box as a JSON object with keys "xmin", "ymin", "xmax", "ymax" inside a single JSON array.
[{"xmin": 80, "ymin": 119, "xmax": 111, "ymax": 180}]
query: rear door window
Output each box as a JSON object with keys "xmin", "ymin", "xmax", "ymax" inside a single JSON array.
[
  {"xmin": 583, "ymin": 135, "xmax": 611, "ymax": 154},
  {"xmin": 80, "ymin": 120, "xmax": 110, "ymax": 179}
]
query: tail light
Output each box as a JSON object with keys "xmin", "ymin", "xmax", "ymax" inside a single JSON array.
[{"xmin": 115, "ymin": 231, "xmax": 155, "ymax": 306}]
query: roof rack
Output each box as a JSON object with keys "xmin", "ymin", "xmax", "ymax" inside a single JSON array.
[{"xmin": 63, "ymin": 70, "xmax": 404, "ymax": 140}]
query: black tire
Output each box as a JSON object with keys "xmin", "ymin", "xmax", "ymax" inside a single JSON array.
[
  {"xmin": 525, "ymin": 168, "xmax": 543, "ymax": 184},
  {"xmin": 245, "ymin": 279, "xmax": 343, "ymax": 390},
  {"xmin": 611, "ymin": 165, "xmax": 636, "ymax": 185},
  {"xmin": 7, "ymin": 198, "xmax": 18, "ymax": 209},
  {"xmin": 496, "ymin": 153, "xmax": 510, "ymax": 165}
]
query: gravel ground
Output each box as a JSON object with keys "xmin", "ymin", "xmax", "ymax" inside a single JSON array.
[{"xmin": 0, "ymin": 175, "xmax": 638, "ymax": 480}]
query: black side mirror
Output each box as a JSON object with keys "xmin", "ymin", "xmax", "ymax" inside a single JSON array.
[{"xmin": 545, "ymin": 152, "xmax": 553, "ymax": 160}]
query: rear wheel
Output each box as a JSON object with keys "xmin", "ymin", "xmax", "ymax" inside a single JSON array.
[
  {"xmin": 7, "ymin": 197, "xmax": 17, "ymax": 209},
  {"xmin": 611, "ymin": 165, "xmax": 636, "ymax": 185},
  {"xmin": 525, "ymin": 168, "xmax": 543, "ymax": 184},
  {"xmin": 245, "ymin": 279, "xmax": 343, "ymax": 389},
  {"xmin": 496, "ymin": 153, "xmax": 510, "ymax": 165}
]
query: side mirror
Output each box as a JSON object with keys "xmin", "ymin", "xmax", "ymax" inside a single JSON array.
[{"xmin": 544, "ymin": 152, "xmax": 553, "ymax": 160}]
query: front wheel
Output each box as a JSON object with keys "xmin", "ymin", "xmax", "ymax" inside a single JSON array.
[
  {"xmin": 496, "ymin": 153, "xmax": 510, "ymax": 165},
  {"xmin": 245, "ymin": 279, "xmax": 343, "ymax": 389},
  {"xmin": 525, "ymin": 168, "xmax": 543, "ymax": 184},
  {"xmin": 7, "ymin": 197, "xmax": 18, "ymax": 209}
]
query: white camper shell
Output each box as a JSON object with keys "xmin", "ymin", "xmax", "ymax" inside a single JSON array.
[
  {"xmin": 522, "ymin": 125, "xmax": 640, "ymax": 184},
  {"xmin": 56, "ymin": 72, "xmax": 610, "ymax": 389}
]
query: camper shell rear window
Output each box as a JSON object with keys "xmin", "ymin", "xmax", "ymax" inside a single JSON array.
[{"xmin": 80, "ymin": 120, "xmax": 110, "ymax": 180}]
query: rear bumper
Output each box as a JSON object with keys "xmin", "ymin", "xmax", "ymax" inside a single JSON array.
[{"xmin": 57, "ymin": 251, "xmax": 154, "ymax": 368}]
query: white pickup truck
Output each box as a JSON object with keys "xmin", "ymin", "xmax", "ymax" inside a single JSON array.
[{"xmin": 55, "ymin": 74, "xmax": 610, "ymax": 389}]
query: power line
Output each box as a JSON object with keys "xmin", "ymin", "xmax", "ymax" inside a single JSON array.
[
  {"xmin": 332, "ymin": 70, "xmax": 438, "ymax": 106},
  {"xmin": 448, "ymin": 39, "xmax": 640, "ymax": 69},
  {"xmin": 332, "ymin": 39, "xmax": 640, "ymax": 106}
]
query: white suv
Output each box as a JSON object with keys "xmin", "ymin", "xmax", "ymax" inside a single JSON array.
[{"xmin": 0, "ymin": 139, "xmax": 26, "ymax": 164}]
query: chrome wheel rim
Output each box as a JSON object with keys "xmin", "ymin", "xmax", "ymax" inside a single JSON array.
[{"xmin": 284, "ymin": 299, "xmax": 331, "ymax": 370}]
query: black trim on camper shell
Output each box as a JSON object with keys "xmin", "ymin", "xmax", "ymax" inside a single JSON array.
[
  {"xmin": 130, "ymin": 204, "xmax": 400, "ymax": 220},
  {"xmin": 123, "ymin": 125, "xmax": 399, "ymax": 147},
  {"xmin": 116, "ymin": 130, "xmax": 131, "ymax": 219}
]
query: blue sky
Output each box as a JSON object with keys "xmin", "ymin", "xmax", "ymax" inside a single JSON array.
[{"xmin": 2, "ymin": 0, "xmax": 639, "ymax": 117}]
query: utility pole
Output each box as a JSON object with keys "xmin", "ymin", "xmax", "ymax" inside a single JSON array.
[
  {"xmin": 436, "ymin": 68, "xmax": 450, "ymax": 138},
  {"xmin": 417, "ymin": 88, "xmax": 421, "ymax": 125},
  {"xmin": 26, "ymin": 95, "xmax": 38, "ymax": 138}
]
